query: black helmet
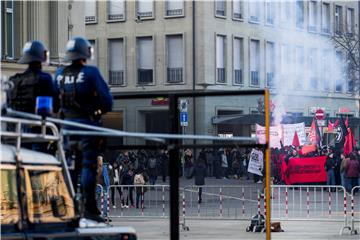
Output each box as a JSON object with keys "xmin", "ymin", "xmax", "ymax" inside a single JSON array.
[
  {"xmin": 65, "ymin": 37, "xmax": 92, "ymax": 61},
  {"xmin": 18, "ymin": 41, "xmax": 48, "ymax": 64}
]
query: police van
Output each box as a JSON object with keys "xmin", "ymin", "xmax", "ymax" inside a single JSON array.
[{"xmin": 0, "ymin": 113, "xmax": 137, "ymax": 240}]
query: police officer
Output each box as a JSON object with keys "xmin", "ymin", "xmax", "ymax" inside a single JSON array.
[
  {"xmin": 7, "ymin": 40, "xmax": 58, "ymax": 114},
  {"xmin": 55, "ymin": 37, "xmax": 113, "ymax": 222}
]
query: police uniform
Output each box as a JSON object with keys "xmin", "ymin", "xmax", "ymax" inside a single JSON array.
[
  {"xmin": 7, "ymin": 41, "xmax": 58, "ymax": 114},
  {"xmin": 55, "ymin": 37, "xmax": 113, "ymax": 221}
]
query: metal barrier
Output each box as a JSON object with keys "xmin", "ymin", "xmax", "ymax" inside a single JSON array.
[
  {"xmin": 107, "ymin": 185, "xmax": 170, "ymax": 218},
  {"xmin": 100, "ymin": 184, "xmax": 360, "ymax": 235},
  {"xmin": 350, "ymin": 186, "xmax": 360, "ymax": 235}
]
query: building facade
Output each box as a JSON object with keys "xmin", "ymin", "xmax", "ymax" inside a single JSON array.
[
  {"xmin": 1, "ymin": 0, "xmax": 85, "ymax": 76},
  {"xmin": 85, "ymin": 0, "xmax": 360, "ymax": 145}
]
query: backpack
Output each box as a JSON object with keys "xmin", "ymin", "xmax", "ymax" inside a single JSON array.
[
  {"xmin": 134, "ymin": 173, "xmax": 145, "ymax": 185},
  {"xmin": 8, "ymin": 71, "xmax": 39, "ymax": 113},
  {"xmin": 246, "ymin": 214, "xmax": 265, "ymax": 232},
  {"xmin": 149, "ymin": 158, "xmax": 157, "ymax": 169}
]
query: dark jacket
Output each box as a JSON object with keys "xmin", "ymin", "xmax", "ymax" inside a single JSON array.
[
  {"xmin": 346, "ymin": 159, "xmax": 360, "ymax": 178},
  {"xmin": 192, "ymin": 163, "xmax": 207, "ymax": 186},
  {"xmin": 325, "ymin": 157, "xmax": 335, "ymax": 171}
]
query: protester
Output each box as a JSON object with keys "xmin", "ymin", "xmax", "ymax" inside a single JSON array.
[
  {"xmin": 340, "ymin": 153, "xmax": 349, "ymax": 191},
  {"xmin": 325, "ymin": 152, "xmax": 336, "ymax": 187},
  {"xmin": 184, "ymin": 149, "xmax": 193, "ymax": 179},
  {"xmin": 147, "ymin": 151, "xmax": 158, "ymax": 185},
  {"xmin": 345, "ymin": 153, "xmax": 360, "ymax": 193},
  {"xmin": 121, "ymin": 166, "xmax": 135, "ymax": 208},
  {"xmin": 191, "ymin": 155, "xmax": 207, "ymax": 204},
  {"xmin": 134, "ymin": 166, "xmax": 149, "ymax": 209},
  {"xmin": 110, "ymin": 160, "xmax": 123, "ymax": 208},
  {"xmin": 96, "ymin": 154, "xmax": 110, "ymax": 218},
  {"xmin": 220, "ymin": 148, "xmax": 228, "ymax": 179}
]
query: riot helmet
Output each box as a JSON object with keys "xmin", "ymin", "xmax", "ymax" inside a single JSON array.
[
  {"xmin": 18, "ymin": 41, "xmax": 48, "ymax": 64},
  {"xmin": 64, "ymin": 37, "xmax": 93, "ymax": 61}
]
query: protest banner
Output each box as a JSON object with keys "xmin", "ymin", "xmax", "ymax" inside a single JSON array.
[
  {"xmin": 255, "ymin": 124, "xmax": 282, "ymax": 148},
  {"xmin": 281, "ymin": 156, "xmax": 327, "ymax": 185},
  {"xmin": 282, "ymin": 122, "xmax": 306, "ymax": 146},
  {"xmin": 247, "ymin": 149, "xmax": 264, "ymax": 176}
]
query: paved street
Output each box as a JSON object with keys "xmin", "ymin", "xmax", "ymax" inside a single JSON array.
[
  {"xmin": 112, "ymin": 218, "xmax": 360, "ymax": 240},
  {"xmin": 105, "ymin": 177, "xmax": 360, "ymax": 239}
]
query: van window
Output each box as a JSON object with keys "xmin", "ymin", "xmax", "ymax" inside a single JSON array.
[
  {"xmin": 0, "ymin": 165, "xmax": 20, "ymax": 225},
  {"xmin": 24, "ymin": 166, "xmax": 75, "ymax": 223}
]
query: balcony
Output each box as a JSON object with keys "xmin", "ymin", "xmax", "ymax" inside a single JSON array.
[
  {"xmin": 251, "ymin": 71, "xmax": 259, "ymax": 86},
  {"xmin": 167, "ymin": 68, "xmax": 183, "ymax": 83},
  {"xmin": 249, "ymin": 15, "xmax": 259, "ymax": 22},
  {"xmin": 108, "ymin": 14, "xmax": 124, "ymax": 21},
  {"xmin": 109, "ymin": 71, "xmax": 124, "ymax": 86},
  {"xmin": 166, "ymin": 9, "xmax": 183, "ymax": 16},
  {"xmin": 85, "ymin": 16, "xmax": 96, "ymax": 23},
  {"xmin": 216, "ymin": 9, "xmax": 225, "ymax": 16},
  {"xmin": 217, "ymin": 68, "xmax": 226, "ymax": 83},
  {"xmin": 137, "ymin": 11, "xmax": 153, "ymax": 18},
  {"xmin": 233, "ymin": 12, "xmax": 242, "ymax": 19},
  {"xmin": 234, "ymin": 69, "xmax": 243, "ymax": 84},
  {"xmin": 138, "ymin": 69, "xmax": 153, "ymax": 84}
]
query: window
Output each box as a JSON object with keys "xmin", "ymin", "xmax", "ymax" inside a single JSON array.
[
  {"xmin": 321, "ymin": 50, "xmax": 331, "ymax": 91},
  {"xmin": 280, "ymin": 44, "xmax": 290, "ymax": 84},
  {"xmin": 346, "ymin": 8, "xmax": 354, "ymax": 36},
  {"xmin": 137, "ymin": 37, "xmax": 154, "ymax": 84},
  {"xmin": 216, "ymin": 35, "xmax": 226, "ymax": 83},
  {"xmin": 4, "ymin": 0, "xmax": 14, "ymax": 58},
  {"xmin": 215, "ymin": 0, "xmax": 226, "ymax": 17},
  {"xmin": 165, "ymin": 0, "xmax": 183, "ymax": 16},
  {"xmin": 1, "ymin": 166, "xmax": 19, "ymax": 225},
  {"xmin": 280, "ymin": 2, "xmax": 291, "ymax": 26},
  {"xmin": 335, "ymin": 5, "xmax": 343, "ymax": 35},
  {"xmin": 108, "ymin": 39, "xmax": 125, "ymax": 86},
  {"xmin": 250, "ymin": 40, "xmax": 260, "ymax": 86},
  {"xmin": 335, "ymin": 51, "xmax": 343, "ymax": 92},
  {"xmin": 266, "ymin": 42, "xmax": 275, "ymax": 88},
  {"xmin": 321, "ymin": 3, "xmax": 330, "ymax": 34},
  {"xmin": 309, "ymin": 48, "xmax": 318, "ymax": 90},
  {"xmin": 107, "ymin": 0, "xmax": 125, "ymax": 21},
  {"xmin": 233, "ymin": 37, "xmax": 243, "ymax": 85},
  {"xmin": 308, "ymin": 1, "xmax": 317, "ymax": 32},
  {"xmin": 295, "ymin": 46, "xmax": 304, "ymax": 90},
  {"xmin": 265, "ymin": 0, "xmax": 275, "ymax": 25},
  {"xmin": 249, "ymin": 1, "xmax": 260, "ymax": 23},
  {"xmin": 232, "ymin": 0, "xmax": 243, "ymax": 20},
  {"xmin": 296, "ymin": 0, "xmax": 304, "ymax": 29},
  {"xmin": 25, "ymin": 167, "xmax": 75, "ymax": 223},
  {"xmin": 85, "ymin": 0, "xmax": 97, "ymax": 23},
  {"xmin": 88, "ymin": 40, "xmax": 97, "ymax": 66},
  {"xmin": 137, "ymin": 0, "xmax": 154, "ymax": 19},
  {"xmin": 166, "ymin": 35, "xmax": 183, "ymax": 83}
]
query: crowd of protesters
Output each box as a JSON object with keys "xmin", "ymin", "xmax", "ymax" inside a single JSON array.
[{"xmin": 271, "ymin": 144, "xmax": 360, "ymax": 193}]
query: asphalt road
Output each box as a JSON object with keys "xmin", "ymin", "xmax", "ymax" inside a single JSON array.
[{"xmin": 104, "ymin": 177, "xmax": 360, "ymax": 239}]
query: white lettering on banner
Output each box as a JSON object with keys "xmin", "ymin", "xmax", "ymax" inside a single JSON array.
[
  {"xmin": 282, "ymin": 122, "xmax": 306, "ymax": 146},
  {"xmin": 247, "ymin": 149, "xmax": 263, "ymax": 176},
  {"xmin": 255, "ymin": 124, "xmax": 282, "ymax": 148}
]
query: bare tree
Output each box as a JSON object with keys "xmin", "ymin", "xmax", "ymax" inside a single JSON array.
[{"xmin": 332, "ymin": 32, "xmax": 360, "ymax": 93}]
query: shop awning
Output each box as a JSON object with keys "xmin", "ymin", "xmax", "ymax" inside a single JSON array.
[{"xmin": 212, "ymin": 114, "xmax": 360, "ymax": 127}]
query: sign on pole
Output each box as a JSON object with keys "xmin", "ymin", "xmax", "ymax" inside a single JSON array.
[
  {"xmin": 180, "ymin": 112, "xmax": 188, "ymax": 127},
  {"xmin": 315, "ymin": 109, "xmax": 325, "ymax": 120}
]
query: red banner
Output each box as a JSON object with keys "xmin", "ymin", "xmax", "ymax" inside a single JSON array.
[{"xmin": 281, "ymin": 156, "xmax": 327, "ymax": 185}]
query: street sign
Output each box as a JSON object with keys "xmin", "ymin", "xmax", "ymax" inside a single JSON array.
[
  {"xmin": 317, "ymin": 119, "xmax": 326, "ymax": 127},
  {"xmin": 315, "ymin": 109, "xmax": 325, "ymax": 120},
  {"xmin": 180, "ymin": 112, "xmax": 188, "ymax": 127}
]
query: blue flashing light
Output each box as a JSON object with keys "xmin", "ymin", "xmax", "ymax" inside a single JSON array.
[{"xmin": 36, "ymin": 96, "xmax": 53, "ymax": 118}]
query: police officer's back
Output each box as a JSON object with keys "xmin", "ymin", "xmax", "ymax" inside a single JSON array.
[
  {"xmin": 7, "ymin": 41, "xmax": 58, "ymax": 113},
  {"xmin": 55, "ymin": 37, "xmax": 113, "ymax": 222}
]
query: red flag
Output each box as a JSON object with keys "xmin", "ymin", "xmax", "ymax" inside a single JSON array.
[
  {"xmin": 344, "ymin": 127, "xmax": 356, "ymax": 156},
  {"xmin": 328, "ymin": 120, "xmax": 334, "ymax": 132},
  {"xmin": 345, "ymin": 117, "xmax": 349, "ymax": 128},
  {"xmin": 309, "ymin": 119, "xmax": 320, "ymax": 145},
  {"xmin": 292, "ymin": 131, "xmax": 300, "ymax": 147}
]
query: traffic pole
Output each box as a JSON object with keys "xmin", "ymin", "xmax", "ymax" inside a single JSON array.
[{"xmin": 264, "ymin": 89, "xmax": 271, "ymax": 240}]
